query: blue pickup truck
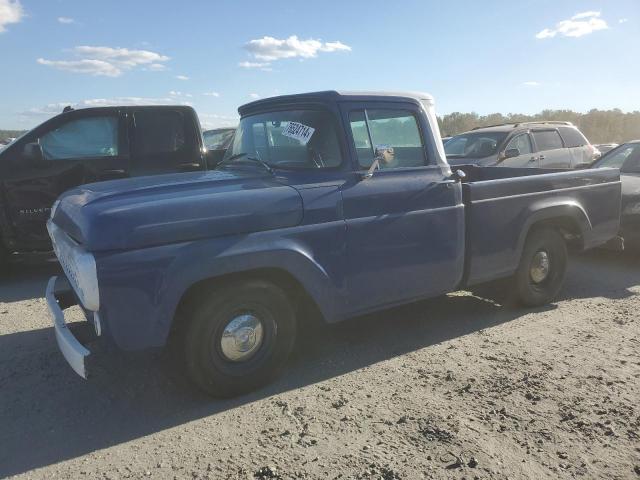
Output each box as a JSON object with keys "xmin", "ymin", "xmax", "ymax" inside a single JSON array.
[{"xmin": 46, "ymin": 91, "xmax": 621, "ymax": 397}]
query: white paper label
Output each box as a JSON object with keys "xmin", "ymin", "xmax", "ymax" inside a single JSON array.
[{"xmin": 281, "ymin": 122, "xmax": 315, "ymax": 144}]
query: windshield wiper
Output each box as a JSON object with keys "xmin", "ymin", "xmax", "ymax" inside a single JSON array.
[{"xmin": 218, "ymin": 152, "xmax": 273, "ymax": 174}]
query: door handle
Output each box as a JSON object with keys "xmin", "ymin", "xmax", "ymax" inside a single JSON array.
[
  {"xmin": 528, "ymin": 157, "xmax": 537, "ymax": 163},
  {"xmin": 538, "ymin": 154, "xmax": 546, "ymax": 161}
]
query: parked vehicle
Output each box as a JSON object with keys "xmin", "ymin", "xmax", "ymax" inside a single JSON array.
[
  {"xmin": 202, "ymin": 127, "xmax": 235, "ymax": 167},
  {"xmin": 45, "ymin": 91, "xmax": 621, "ymax": 397},
  {"xmin": 445, "ymin": 121, "xmax": 600, "ymax": 168},
  {"xmin": 594, "ymin": 143, "xmax": 619, "ymax": 155},
  {"xmin": 591, "ymin": 140, "xmax": 640, "ymax": 247},
  {"xmin": 0, "ymin": 105, "xmax": 214, "ymax": 265}
]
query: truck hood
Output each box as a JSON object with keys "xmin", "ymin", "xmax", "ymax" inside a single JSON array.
[{"xmin": 51, "ymin": 170, "xmax": 303, "ymax": 252}]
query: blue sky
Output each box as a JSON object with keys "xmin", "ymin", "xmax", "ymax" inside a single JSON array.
[{"xmin": 0, "ymin": 0, "xmax": 638, "ymax": 129}]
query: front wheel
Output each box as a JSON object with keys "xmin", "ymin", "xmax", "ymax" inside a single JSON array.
[
  {"xmin": 513, "ymin": 228, "xmax": 568, "ymax": 307},
  {"xmin": 184, "ymin": 279, "xmax": 296, "ymax": 397}
]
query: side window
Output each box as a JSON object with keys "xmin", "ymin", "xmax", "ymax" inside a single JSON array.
[
  {"xmin": 132, "ymin": 110, "xmax": 185, "ymax": 156},
  {"xmin": 348, "ymin": 109, "xmax": 427, "ymax": 169},
  {"xmin": 533, "ymin": 130, "xmax": 564, "ymax": 152},
  {"xmin": 506, "ymin": 134, "xmax": 532, "ymax": 155},
  {"xmin": 558, "ymin": 127, "xmax": 588, "ymax": 148},
  {"xmin": 40, "ymin": 116, "xmax": 119, "ymax": 160}
]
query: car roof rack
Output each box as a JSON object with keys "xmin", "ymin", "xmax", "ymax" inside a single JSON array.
[
  {"xmin": 514, "ymin": 120, "xmax": 574, "ymax": 127},
  {"xmin": 472, "ymin": 120, "xmax": 574, "ymax": 131}
]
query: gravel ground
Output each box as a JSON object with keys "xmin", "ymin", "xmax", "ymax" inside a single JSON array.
[{"xmin": 0, "ymin": 250, "xmax": 639, "ymax": 480}]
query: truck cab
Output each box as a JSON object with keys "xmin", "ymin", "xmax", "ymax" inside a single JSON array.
[{"xmin": 0, "ymin": 105, "xmax": 206, "ymax": 260}]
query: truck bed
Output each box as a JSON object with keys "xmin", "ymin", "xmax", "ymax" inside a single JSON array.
[{"xmin": 458, "ymin": 165, "xmax": 621, "ymax": 286}]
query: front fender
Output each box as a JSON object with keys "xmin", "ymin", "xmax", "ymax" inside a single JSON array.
[{"xmin": 96, "ymin": 227, "xmax": 347, "ymax": 351}]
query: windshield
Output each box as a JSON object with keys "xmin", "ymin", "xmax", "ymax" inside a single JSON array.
[
  {"xmin": 203, "ymin": 129, "xmax": 234, "ymax": 149},
  {"xmin": 222, "ymin": 109, "xmax": 342, "ymax": 169},
  {"xmin": 445, "ymin": 132, "xmax": 508, "ymax": 158},
  {"xmin": 593, "ymin": 143, "xmax": 640, "ymax": 171}
]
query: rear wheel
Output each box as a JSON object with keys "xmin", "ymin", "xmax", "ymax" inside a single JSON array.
[
  {"xmin": 184, "ymin": 279, "xmax": 296, "ymax": 397},
  {"xmin": 513, "ymin": 228, "xmax": 567, "ymax": 306}
]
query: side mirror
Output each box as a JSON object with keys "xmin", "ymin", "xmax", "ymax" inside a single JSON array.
[
  {"xmin": 22, "ymin": 142, "xmax": 45, "ymax": 167},
  {"xmin": 504, "ymin": 148, "xmax": 520, "ymax": 159}
]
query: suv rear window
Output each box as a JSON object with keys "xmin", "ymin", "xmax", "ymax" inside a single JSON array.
[
  {"xmin": 558, "ymin": 127, "xmax": 588, "ymax": 148},
  {"xmin": 533, "ymin": 130, "xmax": 563, "ymax": 151}
]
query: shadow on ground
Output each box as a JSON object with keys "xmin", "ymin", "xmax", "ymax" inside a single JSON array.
[
  {"xmin": 0, "ymin": 249, "xmax": 638, "ymax": 477},
  {"xmin": 0, "ymin": 261, "xmax": 60, "ymax": 303}
]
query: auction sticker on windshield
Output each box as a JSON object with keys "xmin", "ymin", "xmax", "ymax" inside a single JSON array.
[{"xmin": 282, "ymin": 122, "xmax": 315, "ymax": 145}]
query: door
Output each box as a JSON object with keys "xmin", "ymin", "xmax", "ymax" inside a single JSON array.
[
  {"xmin": 1, "ymin": 111, "xmax": 128, "ymax": 250},
  {"xmin": 129, "ymin": 108, "xmax": 203, "ymax": 176},
  {"xmin": 339, "ymin": 102, "xmax": 465, "ymax": 314},
  {"xmin": 501, "ymin": 132, "xmax": 537, "ymax": 167},
  {"xmin": 531, "ymin": 129, "xmax": 570, "ymax": 168}
]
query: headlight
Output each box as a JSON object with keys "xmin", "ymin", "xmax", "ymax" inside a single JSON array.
[{"xmin": 47, "ymin": 220, "xmax": 100, "ymax": 311}]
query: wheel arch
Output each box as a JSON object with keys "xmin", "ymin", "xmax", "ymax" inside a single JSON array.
[{"xmin": 517, "ymin": 202, "xmax": 591, "ymax": 257}]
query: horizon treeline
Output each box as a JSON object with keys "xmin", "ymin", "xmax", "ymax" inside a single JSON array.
[{"xmin": 438, "ymin": 109, "xmax": 640, "ymax": 144}]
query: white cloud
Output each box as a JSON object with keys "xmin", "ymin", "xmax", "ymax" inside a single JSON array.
[
  {"xmin": 239, "ymin": 60, "xmax": 271, "ymax": 69},
  {"xmin": 0, "ymin": 0, "xmax": 23, "ymax": 33},
  {"xmin": 169, "ymin": 90, "xmax": 192, "ymax": 98},
  {"xmin": 57, "ymin": 16, "xmax": 74, "ymax": 24},
  {"xmin": 37, "ymin": 58, "xmax": 121, "ymax": 77},
  {"xmin": 176, "ymin": 75, "xmax": 189, "ymax": 80},
  {"xmin": 522, "ymin": 81, "xmax": 541, "ymax": 87},
  {"xmin": 37, "ymin": 46, "xmax": 170, "ymax": 76},
  {"xmin": 619, "ymin": 18, "xmax": 628, "ymax": 24},
  {"xmin": 147, "ymin": 63, "xmax": 166, "ymax": 71},
  {"xmin": 536, "ymin": 11, "xmax": 608, "ymax": 39},
  {"xmin": 203, "ymin": 91, "xmax": 220, "ymax": 97},
  {"xmin": 572, "ymin": 11, "xmax": 601, "ymax": 20},
  {"xmin": 249, "ymin": 93, "xmax": 260, "ymax": 99},
  {"xmin": 243, "ymin": 35, "xmax": 351, "ymax": 62}
]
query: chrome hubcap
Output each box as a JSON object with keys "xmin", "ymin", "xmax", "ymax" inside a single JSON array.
[
  {"xmin": 530, "ymin": 250, "xmax": 551, "ymax": 284},
  {"xmin": 220, "ymin": 314, "xmax": 264, "ymax": 362}
]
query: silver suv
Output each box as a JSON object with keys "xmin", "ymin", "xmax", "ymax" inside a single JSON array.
[{"xmin": 445, "ymin": 121, "xmax": 600, "ymax": 168}]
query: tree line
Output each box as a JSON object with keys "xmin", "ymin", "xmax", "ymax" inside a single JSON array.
[{"xmin": 438, "ymin": 109, "xmax": 640, "ymax": 144}]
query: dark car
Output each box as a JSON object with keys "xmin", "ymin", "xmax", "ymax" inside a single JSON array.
[
  {"xmin": 591, "ymin": 140, "xmax": 640, "ymax": 247},
  {"xmin": 202, "ymin": 127, "xmax": 235, "ymax": 167},
  {"xmin": 0, "ymin": 105, "xmax": 209, "ymax": 266}
]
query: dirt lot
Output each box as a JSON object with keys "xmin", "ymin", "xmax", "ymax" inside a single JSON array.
[{"xmin": 0, "ymin": 250, "xmax": 639, "ymax": 480}]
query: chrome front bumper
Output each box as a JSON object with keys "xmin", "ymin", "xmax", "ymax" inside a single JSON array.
[{"xmin": 46, "ymin": 276, "xmax": 91, "ymax": 378}]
